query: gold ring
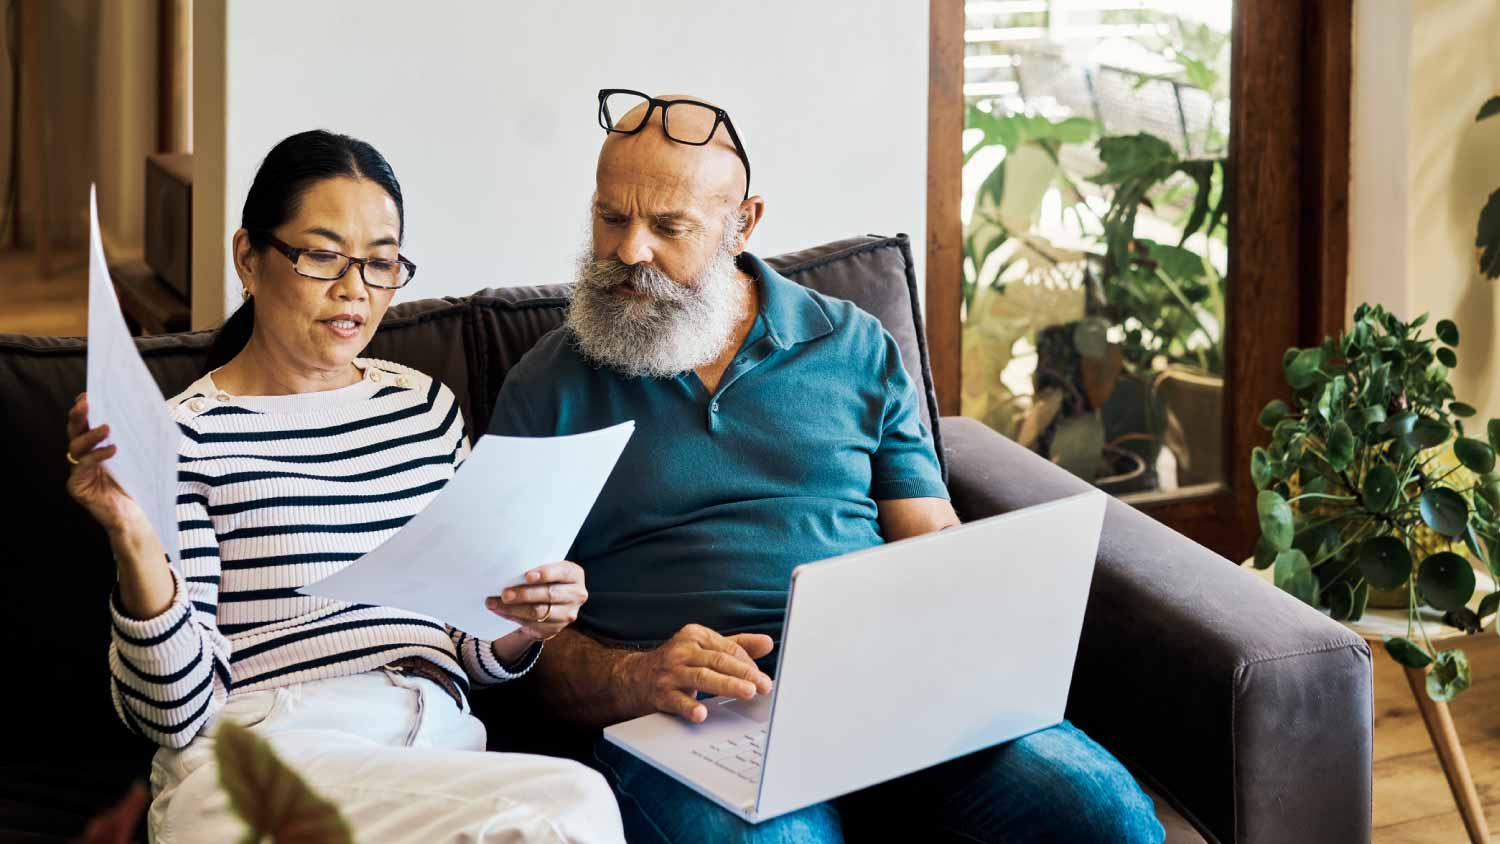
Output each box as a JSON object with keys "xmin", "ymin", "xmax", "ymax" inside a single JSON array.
[
  {"xmin": 65, "ymin": 450, "xmax": 80, "ymax": 465},
  {"xmin": 538, "ymin": 603, "xmax": 553, "ymax": 622}
]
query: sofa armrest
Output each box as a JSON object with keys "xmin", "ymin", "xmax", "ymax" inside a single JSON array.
[{"xmin": 940, "ymin": 417, "xmax": 1372, "ymax": 844}]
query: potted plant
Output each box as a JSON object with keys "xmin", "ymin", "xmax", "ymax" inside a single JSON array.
[{"xmin": 1251, "ymin": 304, "xmax": 1500, "ymax": 700}]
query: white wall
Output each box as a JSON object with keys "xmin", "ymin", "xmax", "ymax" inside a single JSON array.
[
  {"xmin": 1349, "ymin": 0, "xmax": 1500, "ymax": 420},
  {"xmin": 193, "ymin": 1, "xmax": 929, "ymax": 326}
]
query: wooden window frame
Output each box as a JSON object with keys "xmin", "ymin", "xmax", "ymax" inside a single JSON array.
[{"xmin": 925, "ymin": 0, "xmax": 1352, "ymax": 558}]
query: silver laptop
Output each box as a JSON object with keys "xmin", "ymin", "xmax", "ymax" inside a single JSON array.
[{"xmin": 603, "ymin": 490, "xmax": 1108, "ymax": 824}]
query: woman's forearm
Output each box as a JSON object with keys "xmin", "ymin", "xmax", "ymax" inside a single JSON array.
[{"xmin": 109, "ymin": 518, "xmax": 175, "ymax": 619}]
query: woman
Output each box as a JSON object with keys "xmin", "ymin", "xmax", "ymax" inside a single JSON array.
[{"xmin": 65, "ymin": 130, "xmax": 624, "ymax": 843}]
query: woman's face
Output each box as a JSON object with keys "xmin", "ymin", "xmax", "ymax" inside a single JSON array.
[{"xmin": 233, "ymin": 176, "xmax": 403, "ymax": 374}]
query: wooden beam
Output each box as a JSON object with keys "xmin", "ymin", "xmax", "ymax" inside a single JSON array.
[
  {"xmin": 1302, "ymin": 0, "xmax": 1352, "ymax": 343},
  {"xmin": 158, "ymin": 0, "xmax": 194, "ymax": 154},
  {"xmin": 19, "ymin": 0, "xmax": 50, "ymax": 277},
  {"xmin": 926, "ymin": 0, "xmax": 964, "ymax": 416}
]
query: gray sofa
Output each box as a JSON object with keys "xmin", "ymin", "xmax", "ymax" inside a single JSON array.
[{"xmin": 0, "ymin": 234, "xmax": 1372, "ymax": 842}]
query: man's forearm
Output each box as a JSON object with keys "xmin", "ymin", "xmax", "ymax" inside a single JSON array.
[{"xmin": 530, "ymin": 627, "xmax": 653, "ymax": 728}]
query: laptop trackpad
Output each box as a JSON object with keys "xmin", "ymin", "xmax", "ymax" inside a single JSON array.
[{"xmin": 715, "ymin": 694, "xmax": 772, "ymax": 723}]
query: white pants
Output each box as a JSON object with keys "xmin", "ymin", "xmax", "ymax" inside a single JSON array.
[{"xmin": 147, "ymin": 669, "xmax": 624, "ymax": 844}]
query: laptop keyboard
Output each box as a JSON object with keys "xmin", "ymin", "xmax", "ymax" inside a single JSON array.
[{"xmin": 692, "ymin": 729, "xmax": 768, "ymax": 781}]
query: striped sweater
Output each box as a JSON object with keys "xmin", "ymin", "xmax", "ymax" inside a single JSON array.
[{"xmin": 108, "ymin": 358, "xmax": 536, "ymax": 749}]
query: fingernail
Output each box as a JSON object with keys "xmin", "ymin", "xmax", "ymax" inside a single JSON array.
[{"xmin": 526, "ymin": 571, "xmax": 539, "ymax": 582}]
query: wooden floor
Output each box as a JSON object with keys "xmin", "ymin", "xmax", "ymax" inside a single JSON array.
[
  {"xmin": 0, "ymin": 248, "xmax": 89, "ymax": 336},
  {"xmin": 2, "ymin": 247, "xmax": 1499, "ymax": 841},
  {"xmin": 1374, "ymin": 630, "xmax": 1500, "ymax": 842}
]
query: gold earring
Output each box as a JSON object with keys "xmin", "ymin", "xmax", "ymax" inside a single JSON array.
[{"xmin": 241, "ymin": 288, "xmax": 251, "ymax": 302}]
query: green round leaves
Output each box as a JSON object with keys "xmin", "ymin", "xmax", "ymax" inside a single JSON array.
[
  {"xmin": 1476, "ymin": 474, "xmax": 1500, "ymax": 514},
  {"xmin": 1489, "ymin": 419, "xmax": 1500, "ymax": 454},
  {"xmin": 1259, "ymin": 399, "xmax": 1291, "ymax": 430},
  {"xmin": 1250, "ymin": 447, "xmax": 1273, "ymax": 491},
  {"xmin": 1417, "ymin": 551, "xmax": 1477, "ymax": 611},
  {"xmin": 1257, "ymin": 490, "xmax": 1294, "ymax": 551},
  {"xmin": 1383, "ymin": 636, "xmax": 1433, "ymax": 669},
  {"xmin": 1362, "ymin": 465, "xmax": 1400, "ymax": 512},
  {"xmin": 1273, "ymin": 548, "xmax": 1318, "ymax": 606},
  {"xmin": 1419, "ymin": 487, "xmax": 1469, "ymax": 538},
  {"xmin": 1326, "ymin": 421, "xmax": 1355, "ymax": 471},
  {"xmin": 1252, "ymin": 535, "xmax": 1279, "ymax": 570},
  {"xmin": 1436, "ymin": 347, "xmax": 1458, "ymax": 369},
  {"xmin": 1436, "ymin": 319, "xmax": 1460, "ymax": 346},
  {"xmin": 1403, "ymin": 417, "xmax": 1452, "ymax": 450},
  {"xmin": 1450, "ymin": 401, "xmax": 1478, "ymax": 418},
  {"xmin": 1428, "ymin": 649, "xmax": 1472, "ymax": 702},
  {"xmin": 1358, "ymin": 536, "xmax": 1412, "ymax": 590},
  {"xmin": 1454, "ymin": 437, "xmax": 1497, "ymax": 474},
  {"xmin": 1284, "ymin": 348, "xmax": 1326, "ymax": 390}
]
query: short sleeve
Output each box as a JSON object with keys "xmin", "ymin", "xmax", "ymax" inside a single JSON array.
[
  {"xmin": 487, "ymin": 355, "xmax": 557, "ymax": 438},
  {"xmin": 870, "ymin": 329, "xmax": 949, "ymax": 502}
]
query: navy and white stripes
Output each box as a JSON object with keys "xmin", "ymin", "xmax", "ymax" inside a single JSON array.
[{"xmin": 108, "ymin": 358, "xmax": 534, "ymax": 749}]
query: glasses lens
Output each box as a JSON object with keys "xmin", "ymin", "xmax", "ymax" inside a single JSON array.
[
  {"xmin": 602, "ymin": 92, "xmax": 650, "ymax": 133},
  {"xmin": 662, "ymin": 102, "xmax": 719, "ymax": 144},
  {"xmin": 362, "ymin": 259, "xmax": 411, "ymax": 289},
  {"xmin": 295, "ymin": 250, "xmax": 350, "ymax": 280}
]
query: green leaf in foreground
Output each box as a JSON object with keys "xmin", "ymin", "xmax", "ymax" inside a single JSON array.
[
  {"xmin": 1326, "ymin": 421, "xmax": 1355, "ymax": 471},
  {"xmin": 1417, "ymin": 551, "xmax": 1477, "ymax": 611},
  {"xmin": 1479, "ymin": 591, "xmax": 1500, "ymax": 622},
  {"xmin": 1454, "ymin": 437, "xmax": 1496, "ymax": 473},
  {"xmin": 1404, "ymin": 417, "xmax": 1452, "ymax": 450},
  {"xmin": 1419, "ymin": 487, "xmax": 1469, "ymax": 538},
  {"xmin": 1357, "ymin": 536, "xmax": 1412, "ymax": 591},
  {"xmin": 1383, "ymin": 636, "xmax": 1433, "ymax": 669},
  {"xmin": 1250, "ymin": 446, "xmax": 1273, "ymax": 491},
  {"xmin": 1257, "ymin": 490, "xmax": 1294, "ymax": 551},
  {"xmin": 1362, "ymin": 464, "xmax": 1399, "ymax": 512},
  {"xmin": 1274, "ymin": 548, "xmax": 1318, "ymax": 606},
  {"xmin": 216, "ymin": 720, "xmax": 353, "ymax": 844},
  {"xmin": 1259, "ymin": 399, "xmax": 1291, "ymax": 430},
  {"xmin": 1427, "ymin": 649, "xmax": 1472, "ymax": 702}
]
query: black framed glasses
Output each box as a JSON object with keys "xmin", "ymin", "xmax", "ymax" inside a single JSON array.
[
  {"xmin": 256, "ymin": 232, "xmax": 417, "ymax": 290},
  {"xmin": 597, "ymin": 89, "xmax": 752, "ymax": 201}
]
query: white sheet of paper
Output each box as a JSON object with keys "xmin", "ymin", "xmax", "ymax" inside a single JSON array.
[
  {"xmin": 300, "ymin": 421, "xmax": 635, "ymax": 640},
  {"xmin": 86, "ymin": 185, "xmax": 181, "ymax": 561}
]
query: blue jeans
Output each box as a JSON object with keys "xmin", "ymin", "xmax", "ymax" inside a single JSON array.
[{"xmin": 591, "ymin": 720, "xmax": 1164, "ymax": 844}]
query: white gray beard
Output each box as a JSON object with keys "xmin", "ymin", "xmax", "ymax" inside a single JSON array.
[{"xmin": 567, "ymin": 239, "xmax": 747, "ymax": 379}]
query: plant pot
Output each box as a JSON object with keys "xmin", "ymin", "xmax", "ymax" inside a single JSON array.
[
  {"xmin": 1366, "ymin": 583, "xmax": 1411, "ymax": 609},
  {"xmin": 1152, "ymin": 368, "xmax": 1224, "ymax": 487},
  {"xmin": 1095, "ymin": 444, "xmax": 1151, "ymax": 495}
]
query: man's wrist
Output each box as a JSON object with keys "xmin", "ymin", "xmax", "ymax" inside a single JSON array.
[{"xmin": 610, "ymin": 648, "xmax": 648, "ymax": 711}]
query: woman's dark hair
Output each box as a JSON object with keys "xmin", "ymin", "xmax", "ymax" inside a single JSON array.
[{"xmin": 205, "ymin": 130, "xmax": 404, "ymax": 372}]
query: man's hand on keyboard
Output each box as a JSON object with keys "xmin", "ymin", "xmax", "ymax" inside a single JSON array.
[{"xmin": 623, "ymin": 624, "xmax": 775, "ymax": 723}]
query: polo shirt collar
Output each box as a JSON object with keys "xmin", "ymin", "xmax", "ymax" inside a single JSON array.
[{"xmin": 738, "ymin": 252, "xmax": 835, "ymax": 350}]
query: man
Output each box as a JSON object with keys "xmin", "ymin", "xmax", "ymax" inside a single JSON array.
[{"xmin": 488, "ymin": 91, "xmax": 1164, "ymax": 844}]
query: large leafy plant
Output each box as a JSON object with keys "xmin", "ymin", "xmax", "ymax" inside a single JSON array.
[
  {"xmin": 1090, "ymin": 132, "xmax": 1228, "ymax": 376},
  {"xmin": 1251, "ymin": 304, "xmax": 1500, "ymax": 700}
]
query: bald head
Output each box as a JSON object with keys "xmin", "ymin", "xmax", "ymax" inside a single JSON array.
[{"xmin": 597, "ymin": 93, "xmax": 748, "ymax": 206}]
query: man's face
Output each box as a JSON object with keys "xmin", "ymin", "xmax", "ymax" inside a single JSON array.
[{"xmin": 591, "ymin": 164, "xmax": 736, "ymax": 288}]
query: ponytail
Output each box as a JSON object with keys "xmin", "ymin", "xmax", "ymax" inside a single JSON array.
[{"xmin": 204, "ymin": 297, "xmax": 255, "ymax": 374}]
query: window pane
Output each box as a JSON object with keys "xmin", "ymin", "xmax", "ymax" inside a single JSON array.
[{"xmin": 960, "ymin": 0, "xmax": 1232, "ymax": 500}]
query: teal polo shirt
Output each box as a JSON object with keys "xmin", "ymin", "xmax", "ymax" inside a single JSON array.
[{"xmin": 488, "ymin": 253, "xmax": 948, "ymax": 648}]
